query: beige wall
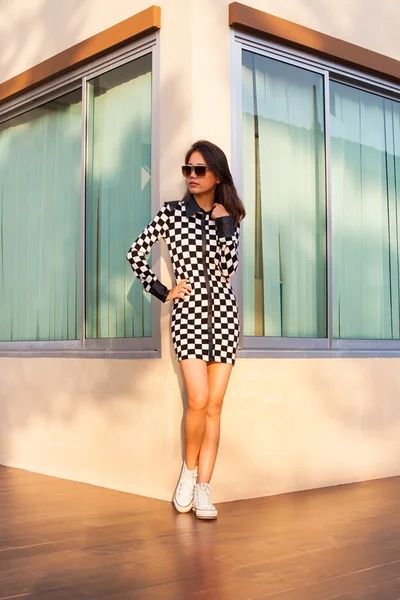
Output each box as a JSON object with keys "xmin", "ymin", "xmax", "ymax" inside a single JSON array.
[
  {"xmin": 1, "ymin": 0, "xmax": 400, "ymax": 502},
  {"xmin": 1, "ymin": 354, "xmax": 400, "ymax": 502},
  {"xmin": 2, "ymin": 0, "xmax": 400, "ymax": 82}
]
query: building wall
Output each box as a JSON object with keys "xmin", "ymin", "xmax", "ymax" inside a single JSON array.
[
  {"xmin": 1, "ymin": 0, "xmax": 400, "ymax": 502},
  {"xmin": 2, "ymin": 0, "xmax": 400, "ymax": 82},
  {"xmin": 2, "ymin": 354, "xmax": 400, "ymax": 502}
]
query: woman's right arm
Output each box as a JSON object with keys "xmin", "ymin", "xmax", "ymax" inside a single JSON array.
[{"xmin": 126, "ymin": 204, "xmax": 172, "ymax": 303}]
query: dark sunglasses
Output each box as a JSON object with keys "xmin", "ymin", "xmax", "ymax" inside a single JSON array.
[{"xmin": 181, "ymin": 164, "xmax": 210, "ymax": 178}]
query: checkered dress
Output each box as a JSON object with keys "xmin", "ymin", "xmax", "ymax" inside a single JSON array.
[{"xmin": 126, "ymin": 196, "xmax": 240, "ymax": 365}]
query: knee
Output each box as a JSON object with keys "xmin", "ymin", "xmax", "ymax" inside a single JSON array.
[
  {"xmin": 188, "ymin": 392, "xmax": 209, "ymax": 415},
  {"xmin": 206, "ymin": 399, "xmax": 223, "ymax": 420}
]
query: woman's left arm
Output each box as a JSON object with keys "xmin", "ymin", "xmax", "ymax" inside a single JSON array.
[{"xmin": 214, "ymin": 216, "xmax": 240, "ymax": 279}]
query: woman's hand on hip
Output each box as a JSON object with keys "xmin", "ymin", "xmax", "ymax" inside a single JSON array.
[
  {"xmin": 211, "ymin": 203, "xmax": 230, "ymax": 219},
  {"xmin": 166, "ymin": 279, "xmax": 192, "ymax": 302}
]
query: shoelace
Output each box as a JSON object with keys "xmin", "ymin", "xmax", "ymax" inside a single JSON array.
[
  {"xmin": 178, "ymin": 467, "xmax": 197, "ymax": 492},
  {"xmin": 196, "ymin": 482, "xmax": 214, "ymax": 506}
]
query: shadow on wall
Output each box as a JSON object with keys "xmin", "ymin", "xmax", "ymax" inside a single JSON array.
[
  {"xmin": 0, "ymin": 0, "xmax": 90, "ymax": 90},
  {"xmin": 0, "ymin": 0, "xmax": 90, "ymax": 491},
  {"xmin": 0, "ymin": 61, "xmax": 189, "ymax": 471},
  {"xmin": 275, "ymin": 0, "xmax": 400, "ymax": 61}
]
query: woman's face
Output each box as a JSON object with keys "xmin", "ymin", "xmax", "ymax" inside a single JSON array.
[{"xmin": 185, "ymin": 151, "xmax": 220, "ymax": 196}]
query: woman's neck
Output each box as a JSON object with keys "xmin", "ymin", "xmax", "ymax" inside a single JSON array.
[{"xmin": 193, "ymin": 190, "xmax": 215, "ymax": 212}]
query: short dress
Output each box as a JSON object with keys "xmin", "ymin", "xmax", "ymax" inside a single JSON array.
[{"xmin": 126, "ymin": 195, "xmax": 241, "ymax": 365}]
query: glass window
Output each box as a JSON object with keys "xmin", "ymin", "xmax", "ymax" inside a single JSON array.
[
  {"xmin": 0, "ymin": 49, "xmax": 154, "ymax": 349},
  {"xmin": 0, "ymin": 90, "xmax": 82, "ymax": 341},
  {"xmin": 331, "ymin": 83, "xmax": 400, "ymax": 339},
  {"xmin": 85, "ymin": 54, "xmax": 152, "ymax": 339},
  {"xmin": 242, "ymin": 51, "xmax": 327, "ymax": 338}
]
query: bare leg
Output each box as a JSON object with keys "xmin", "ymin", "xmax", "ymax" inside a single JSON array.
[
  {"xmin": 197, "ymin": 362, "xmax": 233, "ymax": 483},
  {"xmin": 180, "ymin": 359, "xmax": 209, "ymax": 470}
]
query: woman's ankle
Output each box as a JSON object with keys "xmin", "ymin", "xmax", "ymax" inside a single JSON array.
[{"xmin": 185, "ymin": 460, "xmax": 197, "ymax": 471}]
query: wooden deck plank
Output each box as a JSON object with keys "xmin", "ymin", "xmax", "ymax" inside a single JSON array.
[{"xmin": 1, "ymin": 466, "xmax": 400, "ymax": 600}]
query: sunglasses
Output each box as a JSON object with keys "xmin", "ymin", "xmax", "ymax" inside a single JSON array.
[{"xmin": 181, "ymin": 164, "xmax": 210, "ymax": 178}]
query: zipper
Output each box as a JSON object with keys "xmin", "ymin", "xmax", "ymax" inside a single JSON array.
[{"xmin": 201, "ymin": 212, "xmax": 214, "ymax": 362}]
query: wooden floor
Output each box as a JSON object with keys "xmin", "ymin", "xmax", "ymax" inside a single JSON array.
[{"xmin": 1, "ymin": 468, "xmax": 400, "ymax": 600}]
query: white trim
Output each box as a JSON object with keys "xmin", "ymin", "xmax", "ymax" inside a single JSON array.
[
  {"xmin": 149, "ymin": 31, "xmax": 162, "ymax": 351},
  {"xmin": 229, "ymin": 29, "xmax": 245, "ymax": 350},
  {"xmin": 80, "ymin": 76, "xmax": 88, "ymax": 348},
  {"xmin": 323, "ymin": 70, "xmax": 333, "ymax": 348}
]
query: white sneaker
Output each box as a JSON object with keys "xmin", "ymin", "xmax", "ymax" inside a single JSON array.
[
  {"xmin": 193, "ymin": 482, "xmax": 218, "ymax": 520},
  {"xmin": 173, "ymin": 463, "xmax": 197, "ymax": 513}
]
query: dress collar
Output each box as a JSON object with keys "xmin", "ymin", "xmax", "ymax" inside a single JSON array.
[{"xmin": 185, "ymin": 195, "xmax": 212, "ymax": 217}]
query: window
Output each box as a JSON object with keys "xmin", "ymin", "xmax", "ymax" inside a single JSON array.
[
  {"xmin": 0, "ymin": 39, "xmax": 158, "ymax": 356},
  {"xmin": 242, "ymin": 51, "xmax": 326, "ymax": 338},
  {"xmin": 85, "ymin": 55, "xmax": 152, "ymax": 340},
  {"xmin": 331, "ymin": 83, "xmax": 400, "ymax": 340},
  {"xmin": 234, "ymin": 34, "xmax": 400, "ymax": 354},
  {"xmin": 0, "ymin": 90, "xmax": 82, "ymax": 342}
]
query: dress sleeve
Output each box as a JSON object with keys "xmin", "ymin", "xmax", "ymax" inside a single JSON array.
[
  {"xmin": 126, "ymin": 203, "xmax": 172, "ymax": 303},
  {"xmin": 214, "ymin": 216, "xmax": 240, "ymax": 279}
]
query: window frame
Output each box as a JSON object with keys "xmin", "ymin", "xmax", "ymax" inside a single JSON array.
[
  {"xmin": 231, "ymin": 29, "xmax": 400, "ymax": 358},
  {"xmin": 0, "ymin": 33, "xmax": 161, "ymax": 359}
]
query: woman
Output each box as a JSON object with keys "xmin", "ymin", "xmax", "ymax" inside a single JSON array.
[{"xmin": 127, "ymin": 140, "xmax": 245, "ymax": 520}]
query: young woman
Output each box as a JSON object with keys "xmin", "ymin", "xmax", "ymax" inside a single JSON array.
[{"xmin": 126, "ymin": 140, "xmax": 245, "ymax": 520}]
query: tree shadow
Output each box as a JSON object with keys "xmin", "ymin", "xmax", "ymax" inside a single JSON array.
[
  {"xmin": 0, "ymin": 0, "xmax": 85, "ymax": 95},
  {"xmin": 0, "ymin": 42, "xmax": 190, "ymax": 506},
  {"xmin": 300, "ymin": 0, "xmax": 400, "ymax": 60}
]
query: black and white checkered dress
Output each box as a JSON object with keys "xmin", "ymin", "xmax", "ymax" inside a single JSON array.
[{"xmin": 126, "ymin": 195, "xmax": 240, "ymax": 365}]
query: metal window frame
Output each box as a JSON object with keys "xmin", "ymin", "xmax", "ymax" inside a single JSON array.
[
  {"xmin": 231, "ymin": 29, "xmax": 400, "ymax": 359},
  {"xmin": 0, "ymin": 33, "xmax": 162, "ymax": 359}
]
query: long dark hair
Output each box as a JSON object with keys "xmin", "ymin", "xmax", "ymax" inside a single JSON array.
[{"xmin": 182, "ymin": 140, "xmax": 246, "ymax": 226}]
